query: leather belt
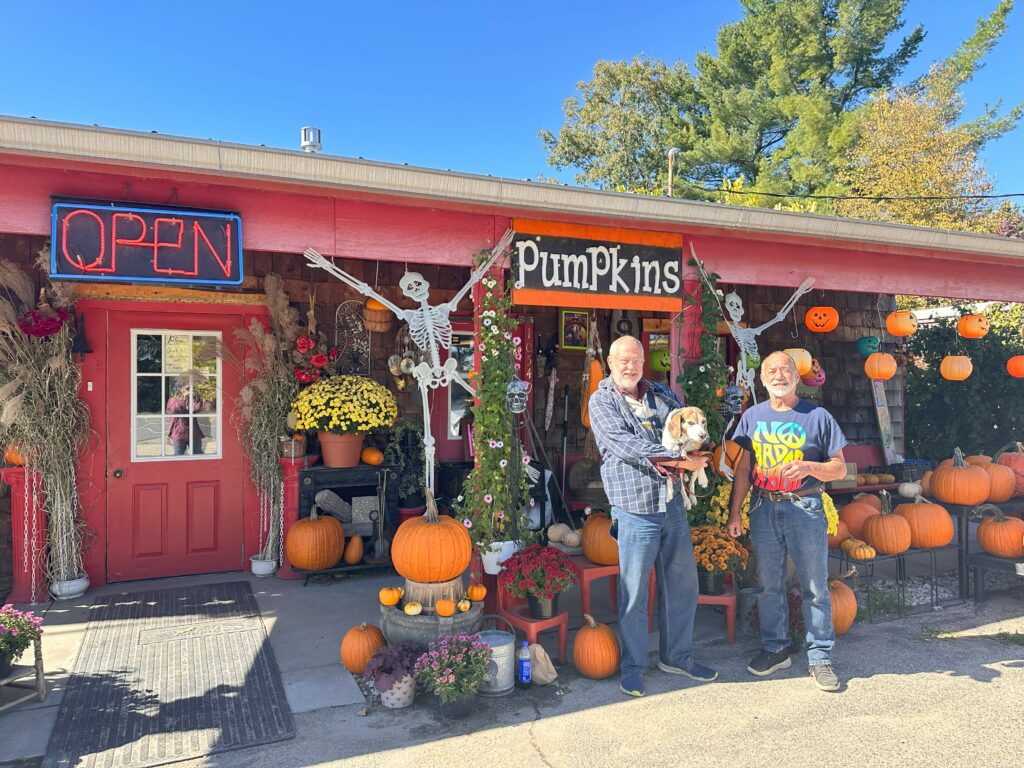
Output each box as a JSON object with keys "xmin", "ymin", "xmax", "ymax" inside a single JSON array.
[{"xmin": 757, "ymin": 487, "xmax": 823, "ymax": 502}]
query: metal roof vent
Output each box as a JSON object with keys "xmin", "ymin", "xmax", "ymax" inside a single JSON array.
[{"xmin": 300, "ymin": 127, "xmax": 322, "ymax": 153}]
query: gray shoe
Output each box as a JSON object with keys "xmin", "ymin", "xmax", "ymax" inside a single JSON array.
[{"xmin": 809, "ymin": 664, "xmax": 840, "ymax": 692}]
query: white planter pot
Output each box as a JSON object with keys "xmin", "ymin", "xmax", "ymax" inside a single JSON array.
[
  {"xmin": 379, "ymin": 673, "xmax": 416, "ymax": 709},
  {"xmin": 250, "ymin": 556, "xmax": 278, "ymax": 577},
  {"xmin": 50, "ymin": 572, "xmax": 90, "ymax": 600},
  {"xmin": 480, "ymin": 540, "xmax": 520, "ymax": 575}
]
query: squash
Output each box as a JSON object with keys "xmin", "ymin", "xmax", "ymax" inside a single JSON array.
[
  {"xmin": 457, "ymin": 598, "xmax": 472, "ymax": 613},
  {"xmin": 285, "ymin": 505, "xmax": 345, "ymax": 571},
  {"xmin": 434, "ymin": 598, "xmax": 456, "ymax": 618},
  {"xmin": 838, "ymin": 500, "xmax": 879, "ymax": 539},
  {"xmin": 581, "ymin": 511, "xmax": 619, "ymax": 565},
  {"xmin": 829, "ymin": 578, "xmax": 858, "ymax": 637},
  {"xmin": 581, "ymin": 358, "xmax": 603, "ymax": 429},
  {"xmin": 403, "ymin": 601, "xmax": 423, "ymax": 616},
  {"xmin": 853, "ymin": 493, "xmax": 882, "ymax": 511},
  {"xmin": 573, "ymin": 614, "xmax": 620, "ymax": 679},
  {"xmin": 547, "ymin": 523, "xmax": 570, "ymax": 543},
  {"xmin": 982, "ymin": 462, "xmax": 1016, "ymax": 503},
  {"xmin": 898, "ymin": 482, "xmax": 922, "ymax": 498},
  {"xmin": 562, "ymin": 530, "xmax": 583, "ymax": 548},
  {"xmin": 340, "ymin": 622, "xmax": 386, "ymax": 674},
  {"xmin": 994, "ymin": 441, "xmax": 1024, "ymax": 497},
  {"xmin": 841, "ymin": 538, "xmax": 876, "ymax": 560},
  {"xmin": 894, "ymin": 496, "xmax": 954, "ymax": 548},
  {"xmin": 931, "ymin": 447, "xmax": 989, "ymax": 506},
  {"xmin": 976, "ymin": 504, "xmax": 1024, "ymax": 559},
  {"xmin": 877, "ymin": 474, "xmax": 896, "ymax": 484},
  {"xmin": 360, "ymin": 446, "xmax": 385, "ymax": 466},
  {"xmin": 466, "ymin": 583, "xmax": 487, "ymax": 602},
  {"xmin": 343, "ymin": 535, "xmax": 364, "ymax": 565},
  {"xmin": 827, "ymin": 519, "xmax": 851, "ymax": 550},
  {"xmin": 391, "ymin": 489, "xmax": 472, "ymax": 583},
  {"xmin": 379, "ymin": 586, "xmax": 404, "ymax": 607},
  {"xmin": 862, "ymin": 492, "xmax": 911, "ymax": 555}
]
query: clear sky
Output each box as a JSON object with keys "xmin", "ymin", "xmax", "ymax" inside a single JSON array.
[{"xmin": 2, "ymin": 1, "xmax": 1021, "ymax": 196}]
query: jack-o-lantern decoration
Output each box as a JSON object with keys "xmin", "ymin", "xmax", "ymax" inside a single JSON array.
[
  {"xmin": 864, "ymin": 352, "xmax": 897, "ymax": 381},
  {"xmin": 957, "ymin": 313, "xmax": 989, "ymax": 339},
  {"xmin": 801, "ymin": 360, "xmax": 826, "ymax": 387},
  {"xmin": 856, "ymin": 335, "xmax": 881, "ymax": 358},
  {"xmin": 649, "ymin": 348, "xmax": 671, "ymax": 373},
  {"xmin": 1006, "ymin": 355, "xmax": 1024, "ymax": 378},
  {"xmin": 784, "ymin": 348, "xmax": 813, "ymax": 376},
  {"xmin": 939, "ymin": 355, "xmax": 972, "ymax": 381},
  {"xmin": 805, "ymin": 306, "xmax": 839, "ymax": 333},
  {"xmin": 885, "ymin": 310, "xmax": 918, "ymax": 337}
]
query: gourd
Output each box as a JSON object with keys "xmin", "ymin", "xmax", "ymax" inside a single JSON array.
[
  {"xmin": 379, "ymin": 586, "xmax": 404, "ymax": 606},
  {"xmin": 360, "ymin": 446, "xmax": 385, "ymax": 465},
  {"xmin": 862, "ymin": 492, "xmax": 911, "ymax": 555},
  {"xmin": 573, "ymin": 614, "xmax": 620, "ymax": 679},
  {"xmin": 562, "ymin": 530, "xmax": 583, "ymax": 548},
  {"xmin": 434, "ymin": 598, "xmax": 456, "ymax": 617},
  {"xmin": 894, "ymin": 496, "xmax": 953, "ymax": 548},
  {"xmin": 838, "ymin": 500, "xmax": 879, "ymax": 539},
  {"xmin": 391, "ymin": 489, "xmax": 472, "ymax": 582},
  {"xmin": 547, "ymin": 523, "xmax": 570, "ymax": 542},
  {"xmin": 403, "ymin": 601, "xmax": 423, "ymax": 616},
  {"xmin": 841, "ymin": 538, "xmax": 876, "ymax": 560},
  {"xmin": 581, "ymin": 511, "xmax": 619, "ymax": 565},
  {"xmin": 994, "ymin": 442, "xmax": 1024, "ymax": 497},
  {"xmin": 827, "ymin": 520, "xmax": 851, "ymax": 550},
  {"xmin": 581, "ymin": 358, "xmax": 603, "ymax": 429},
  {"xmin": 343, "ymin": 535, "xmax": 364, "ymax": 565},
  {"xmin": 829, "ymin": 578, "xmax": 858, "ymax": 637},
  {"xmin": 975, "ymin": 504, "xmax": 1024, "ymax": 559},
  {"xmin": 982, "ymin": 462, "xmax": 1016, "ymax": 503},
  {"xmin": 898, "ymin": 482, "xmax": 922, "ymax": 498},
  {"xmin": 466, "ymin": 583, "xmax": 487, "ymax": 602},
  {"xmin": 340, "ymin": 622, "xmax": 386, "ymax": 674},
  {"xmin": 457, "ymin": 598, "xmax": 472, "ymax": 613},
  {"xmin": 285, "ymin": 505, "xmax": 345, "ymax": 571},
  {"xmin": 930, "ymin": 447, "xmax": 990, "ymax": 506}
]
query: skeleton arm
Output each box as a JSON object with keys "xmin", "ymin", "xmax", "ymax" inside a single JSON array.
[
  {"xmin": 303, "ymin": 248, "xmax": 406, "ymax": 316},
  {"xmin": 751, "ymin": 277, "xmax": 815, "ymax": 334},
  {"xmin": 446, "ymin": 228, "xmax": 516, "ymax": 311}
]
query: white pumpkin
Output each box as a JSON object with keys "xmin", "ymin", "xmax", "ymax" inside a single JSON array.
[
  {"xmin": 547, "ymin": 523, "xmax": 570, "ymax": 542},
  {"xmin": 562, "ymin": 529, "xmax": 582, "ymax": 548},
  {"xmin": 898, "ymin": 482, "xmax": 922, "ymax": 498}
]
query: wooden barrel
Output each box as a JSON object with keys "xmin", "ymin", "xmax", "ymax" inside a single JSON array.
[{"xmin": 403, "ymin": 576, "xmax": 465, "ymax": 612}]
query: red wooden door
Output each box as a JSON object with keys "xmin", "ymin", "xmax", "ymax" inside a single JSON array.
[{"xmin": 106, "ymin": 310, "xmax": 245, "ymax": 581}]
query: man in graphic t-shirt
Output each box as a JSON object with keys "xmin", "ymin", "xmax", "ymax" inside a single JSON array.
[{"xmin": 727, "ymin": 351, "xmax": 848, "ymax": 692}]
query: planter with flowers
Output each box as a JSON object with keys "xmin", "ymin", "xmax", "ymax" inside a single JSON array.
[
  {"xmin": 414, "ymin": 632, "xmax": 491, "ymax": 718},
  {"xmin": 0, "ymin": 604, "xmax": 44, "ymax": 678},
  {"xmin": 690, "ymin": 525, "xmax": 749, "ymax": 596},
  {"xmin": 292, "ymin": 375, "xmax": 397, "ymax": 468},
  {"xmin": 363, "ymin": 640, "xmax": 421, "ymax": 709},
  {"xmin": 498, "ymin": 543, "xmax": 579, "ymax": 619}
]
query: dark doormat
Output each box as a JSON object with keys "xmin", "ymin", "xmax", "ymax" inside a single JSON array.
[{"xmin": 43, "ymin": 581, "xmax": 295, "ymax": 768}]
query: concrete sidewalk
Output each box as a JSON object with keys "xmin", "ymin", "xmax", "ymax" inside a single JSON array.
[{"xmin": 1, "ymin": 564, "xmax": 1022, "ymax": 768}]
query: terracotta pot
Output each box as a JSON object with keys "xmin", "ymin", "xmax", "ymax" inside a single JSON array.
[{"xmin": 317, "ymin": 432, "xmax": 364, "ymax": 468}]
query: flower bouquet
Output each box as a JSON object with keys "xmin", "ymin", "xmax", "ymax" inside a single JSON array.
[
  {"xmin": 292, "ymin": 375, "xmax": 397, "ymax": 467},
  {"xmin": 414, "ymin": 633, "xmax": 491, "ymax": 714},
  {"xmin": 0, "ymin": 604, "xmax": 44, "ymax": 675},
  {"xmin": 498, "ymin": 543, "xmax": 578, "ymax": 618}
]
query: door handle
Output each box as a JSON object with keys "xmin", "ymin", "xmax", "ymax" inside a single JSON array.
[{"xmin": 112, "ymin": 468, "xmax": 124, "ymax": 479}]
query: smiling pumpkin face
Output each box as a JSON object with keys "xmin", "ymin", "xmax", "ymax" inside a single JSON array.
[
  {"xmin": 805, "ymin": 306, "xmax": 839, "ymax": 333},
  {"xmin": 957, "ymin": 313, "xmax": 989, "ymax": 339}
]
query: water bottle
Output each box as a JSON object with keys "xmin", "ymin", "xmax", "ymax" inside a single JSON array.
[{"xmin": 516, "ymin": 640, "xmax": 532, "ymax": 689}]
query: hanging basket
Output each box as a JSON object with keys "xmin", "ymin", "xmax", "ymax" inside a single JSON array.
[{"xmin": 363, "ymin": 299, "xmax": 394, "ymax": 333}]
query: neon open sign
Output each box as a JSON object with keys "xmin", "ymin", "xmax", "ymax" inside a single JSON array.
[{"xmin": 50, "ymin": 201, "xmax": 243, "ymax": 285}]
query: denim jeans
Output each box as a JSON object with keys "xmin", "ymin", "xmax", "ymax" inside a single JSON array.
[
  {"xmin": 748, "ymin": 494, "xmax": 834, "ymax": 666},
  {"xmin": 612, "ymin": 494, "xmax": 698, "ymax": 678}
]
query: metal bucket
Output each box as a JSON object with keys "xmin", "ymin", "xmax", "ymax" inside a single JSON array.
[{"xmin": 477, "ymin": 615, "xmax": 515, "ymax": 697}]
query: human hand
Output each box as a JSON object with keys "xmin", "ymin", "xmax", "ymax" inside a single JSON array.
[
  {"xmin": 778, "ymin": 460, "xmax": 812, "ymax": 483},
  {"xmin": 727, "ymin": 511, "xmax": 743, "ymax": 539},
  {"xmin": 675, "ymin": 455, "xmax": 709, "ymax": 472}
]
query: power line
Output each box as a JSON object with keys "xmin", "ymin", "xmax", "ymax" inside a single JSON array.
[{"xmin": 681, "ymin": 179, "xmax": 1024, "ymax": 202}]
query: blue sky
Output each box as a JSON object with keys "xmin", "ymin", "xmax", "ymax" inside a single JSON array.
[{"xmin": 2, "ymin": 1, "xmax": 1021, "ymax": 196}]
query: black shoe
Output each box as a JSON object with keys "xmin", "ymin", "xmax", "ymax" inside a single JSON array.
[{"xmin": 747, "ymin": 647, "xmax": 792, "ymax": 677}]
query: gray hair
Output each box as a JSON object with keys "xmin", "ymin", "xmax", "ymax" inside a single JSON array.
[
  {"xmin": 608, "ymin": 335, "xmax": 644, "ymax": 357},
  {"xmin": 761, "ymin": 351, "xmax": 798, "ymax": 373}
]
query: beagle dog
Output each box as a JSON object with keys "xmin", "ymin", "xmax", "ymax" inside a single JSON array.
[{"xmin": 661, "ymin": 406, "xmax": 710, "ymax": 509}]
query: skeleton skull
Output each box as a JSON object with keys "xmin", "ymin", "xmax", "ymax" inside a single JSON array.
[
  {"xmin": 506, "ymin": 378, "xmax": 531, "ymax": 413},
  {"xmin": 724, "ymin": 292, "xmax": 744, "ymax": 322},
  {"xmin": 723, "ymin": 384, "xmax": 745, "ymax": 414},
  {"xmin": 399, "ymin": 271, "xmax": 431, "ymax": 302}
]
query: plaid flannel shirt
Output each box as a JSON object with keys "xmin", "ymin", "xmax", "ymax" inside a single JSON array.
[{"xmin": 588, "ymin": 376, "xmax": 684, "ymax": 515}]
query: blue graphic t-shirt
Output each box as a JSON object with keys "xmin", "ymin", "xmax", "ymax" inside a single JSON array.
[{"xmin": 732, "ymin": 399, "xmax": 848, "ymax": 493}]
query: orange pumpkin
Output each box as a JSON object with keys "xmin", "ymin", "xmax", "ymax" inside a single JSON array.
[
  {"xmin": 994, "ymin": 442, "xmax": 1024, "ymax": 497},
  {"xmin": 581, "ymin": 358, "xmax": 604, "ymax": 430},
  {"xmin": 340, "ymin": 622, "xmax": 386, "ymax": 674},
  {"xmin": 1007, "ymin": 355, "xmax": 1024, "ymax": 378},
  {"xmin": 829, "ymin": 578, "xmax": 857, "ymax": 637},
  {"xmin": 920, "ymin": 470, "xmax": 933, "ymax": 496},
  {"xmin": 434, "ymin": 598, "xmax": 456, "ymax": 617},
  {"xmin": 712, "ymin": 440, "xmax": 744, "ymax": 478},
  {"xmin": 391, "ymin": 489, "xmax": 472, "ymax": 582},
  {"xmin": 805, "ymin": 306, "xmax": 839, "ymax": 333},
  {"xmin": 983, "ymin": 462, "xmax": 1016, "ymax": 503},
  {"xmin": 378, "ymin": 586, "xmax": 404, "ymax": 606},
  {"xmin": 885, "ymin": 310, "xmax": 918, "ymax": 337},
  {"xmin": 573, "ymin": 614, "xmax": 620, "ymax": 679},
  {"xmin": 343, "ymin": 535, "xmax": 364, "ymax": 565},
  {"xmin": 939, "ymin": 355, "xmax": 973, "ymax": 381},
  {"xmin": 285, "ymin": 505, "xmax": 345, "ymax": 571},
  {"xmin": 3, "ymin": 445, "xmax": 25, "ymax": 465},
  {"xmin": 853, "ymin": 493, "xmax": 882, "ymax": 512},
  {"xmin": 862, "ymin": 492, "xmax": 911, "ymax": 555},
  {"xmin": 864, "ymin": 352, "xmax": 897, "ymax": 381},
  {"xmin": 841, "ymin": 538, "xmax": 876, "ymax": 560},
  {"xmin": 964, "ymin": 454, "xmax": 993, "ymax": 466},
  {"xmin": 956, "ymin": 313, "xmax": 989, "ymax": 339},
  {"xmin": 360, "ymin": 446, "xmax": 385, "ymax": 466},
  {"xmin": 838, "ymin": 500, "xmax": 879, "ymax": 539},
  {"xmin": 894, "ymin": 496, "xmax": 954, "ymax": 548},
  {"xmin": 581, "ymin": 511, "xmax": 619, "ymax": 565},
  {"xmin": 827, "ymin": 519, "xmax": 851, "ymax": 550},
  {"xmin": 975, "ymin": 504, "xmax": 1024, "ymax": 559},
  {"xmin": 930, "ymin": 447, "xmax": 989, "ymax": 506},
  {"xmin": 466, "ymin": 583, "xmax": 487, "ymax": 602}
]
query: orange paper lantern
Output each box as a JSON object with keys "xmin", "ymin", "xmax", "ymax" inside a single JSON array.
[
  {"xmin": 864, "ymin": 352, "xmax": 896, "ymax": 381},
  {"xmin": 939, "ymin": 355, "xmax": 972, "ymax": 381}
]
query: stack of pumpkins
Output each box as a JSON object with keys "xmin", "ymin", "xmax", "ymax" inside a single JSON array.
[
  {"xmin": 833, "ymin": 490, "xmax": 956, "ymax": 560},
  {"xmin": 285, "ymin": 504, "xmax": 365, "ymax": 572},
  {"xmin": 548, "ymin": 509, "xmax": 619, "ymax": 566}
]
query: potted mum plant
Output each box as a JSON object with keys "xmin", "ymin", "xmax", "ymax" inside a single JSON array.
[
  {"xmin": 690, "ymin": 525, "xmax": 749, "ymax": 596},
  {"xmin": 414, "ymin": 632, "xmax": 491, "ymax": 719},
  {"xmin": 498, "ymin": 543, "xmax": 578, "ymax": 619},
  {"xmin": 363, "ymin": 640, "xmax": 421, "ymax": 709},
  {"xmin": 0, "ymin": 604, "xmax": 45, "ymax": 678},
  {"xmin": 292, "ymin": 375, "xmax": 397, "ymax": 468}
]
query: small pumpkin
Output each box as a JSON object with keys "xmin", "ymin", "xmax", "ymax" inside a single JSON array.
[
  {"xmin": 957, "ymin": 313, "xmax": 989, "ymax": 339},
  {"xmin": 403, "ymin": 601, "xmax": 423, "ymax": 616},
  {"xmin": 898, "ymin": 482, "xmax": 922, "ymax": 498},
  {"xmin": 805, "ymin": 306, "xmax": 839, "ymax": 333},
  {"xmin": 434, "ymin": 598, "xmax": 456, "ymax": 617},
  {"xmin": 573, "ymin": 614, "xmax": 620, "ymax": 679},
  {"xmin": 939, "ymin": 355, "xmax": 973, "ymax": 381},
  {"xmin": 547, "ymin": 523, "xmax": 570, "ymax": 542},
  {"xmin": 343, "ymin": 535, "xmax": 364, "ymax": 565},
  {"xmin": 829, "ymin": 577, "xmax": 858, "ymax": 637},
  {"xmin": 976, "ymin": 504, "xmax": 1024, "ymax": 558},
  {"xmin": 841, "ymin": 538, "xmax": 876, "ymax": 560},
  {"xmin": 562, "ymin": 530, "xmax": 583, "ymax": 548},
  {"xmin": 894, "ymin": 496, "xmax": 954, "ymax": 548},
  {"xmin": 1007, "ymin": 355, "xmax": 1024, "ymax": 378},
  {"xmin": 3, "ymin": 445, "xmax": 25, "ymax": 465},
  {"xmin": 827, "ymin": 519, "xmax": 851, "ymax": 550},
  {"xmin": 457, "ymin": 598, "xmax": 472, "ymax": 613},
  {"xmin": 360, "ymin": 446, "xmax": 385, "ymax": 466},
  {"xmin": 285, "ymin": 505, "xmax": 345, "ymax": 571},
  {"xmin": 379, "ymin": 586, "xmax": 404, "ymax": 607},
  {"xmin": 931, "ymin": 447, "xmax": 990, "ymax": 506},
  {"xmin": 340, "ymin": 622, "xmax": 386, "ymax": 674},
  {"xmin": 466, "ymin": 583, "xmax": 487, "ymax": 602},
  {"xmin": 783, "ymin": 348, "xmax": 813, "ymax": 376},
  {"xmin": 581, "ymin": 511, "xmax": 619, "ymax": 565},
  {"xmin": 862, "ymin": 492, "xmax": 911, "ymax": 555}
]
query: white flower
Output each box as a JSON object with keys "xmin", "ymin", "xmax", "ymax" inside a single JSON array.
[
  {"xmin": 496, "ymin": 440, "xmax": 504, "ymax": 448},
  {"xmin": 483, "ymin": 318, "xmax": 492, "ymax": 327},
  {"xmin": 513, "ymin": 337, "xmax": 522, "ymax": 346},
  {"xmin": 699, "ymin": 366, "xmax": 706, "ymax": 372}
]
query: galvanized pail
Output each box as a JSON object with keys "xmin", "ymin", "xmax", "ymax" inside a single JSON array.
[{"xmin": 477, "ymin": 615, "xmax": 515, "ymax": 697}]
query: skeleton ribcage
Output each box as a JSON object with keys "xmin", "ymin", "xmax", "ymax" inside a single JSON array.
[
  {"xmin": 731, "ymin": 326, "xmax": 760, "ymax": 358},
  {"xmin": 408, "ymin": 306, "xmax": 453, "ymax": 352}
]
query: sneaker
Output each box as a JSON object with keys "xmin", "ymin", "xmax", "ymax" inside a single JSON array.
[
  {"xmin": 809, "ymin": 664, "xmax": 840, "ymax": 692},
  {"xmin": 657, "ymin": 660, "xmax": 719, "ymax": 682},
  {"xmin": 619, "ymin": 672, "xmax": 645, "ymax": 698},
  {"xmin": 746, "ymin": 647, "xmax": 792, "ymax": 677}
]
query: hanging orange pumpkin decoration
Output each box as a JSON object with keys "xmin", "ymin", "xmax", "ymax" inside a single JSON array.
[
  {"xmin": 885, "ymin": 310, "xmax": 918, "ymax": 337},
  {"xmin": 956, "ymin": 313, "xmax": 989, "ymax": 339},
  {"xmin": 864, "ymin": 352, "xmax": 897, "ymax": 381},
  {"xmin": 939, "ymin": 355, "xmax": 972, "ymax": 381},
  {"xmin": 805, "ymin": 306, "xmax": 839, "ymax": 333},
  {"xmin": 783, "ymin": 348, "xmax": 813, "ymax": 376},
  {"xmin": 1007, "ymin": 355, "xmax": 1024, "ymax": 378}
]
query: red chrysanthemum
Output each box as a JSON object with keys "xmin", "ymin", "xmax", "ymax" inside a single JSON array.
[
  {"xmin": 310, "ymin": 353, "xmax": 329, "ymax": 368},
  {"xmin": 296, "ymin": 336, "xmax": 316, "ymax": 353}
]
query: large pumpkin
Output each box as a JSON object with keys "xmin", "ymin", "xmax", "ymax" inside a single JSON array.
[
  {"xmin": 930, "ymin": 447, "xmax": 989, "ymax": 506},
  {"xmin": 983, "ymin": 462, "xmax": 1016, "ymax": 503},
  {"xmin": 894, "ymin": 496, "xmax": 954, "ymax": 548},
  {"xmin": 827, "ymin": 519, "xmax": 851, "ymax": 550},
  {"xmin": 391, "ymin": 489, "xmax": 472, "ymax": 582},
  {"xmin": 994, "ymin": 442, "xmax": 1024, "ymax": 497},
  {"xmin": 838, "ymin": 500, "xmax": 879, "ymax": 539},
  {"xmin": 573, "ymin": 613, "xmax": 620, "ymax": 679},
  {"xmin": 340, "ymin": 622, "xmax": 386, "ymax": 674},
  {"xmin": 582, "ymin": 511, "xmax": 619, "ymax": 565},
  {"xmin": 712, "ymin": 440, "xmax": 743, "ymax": 478},
  {"xmin": 829, "ymin": 578, "xmax": 857, "ymax": 637},
  {"xmin": 862, "ymin": 492, "xmax": 911, "ymax": 555},
  {"xmin": 975, "ymin": 504, "xmax": 1024, "ymax": 559},
  {"xmin": 581, "ymin": 358, "xmax": 604, "ymax": 430},
  {"xmin": 285, "ymin": 505, "xmax": 345, "ymax": 571}
]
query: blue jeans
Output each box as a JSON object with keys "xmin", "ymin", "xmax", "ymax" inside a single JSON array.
[
  {"xmin": 612, "ymin": 495, "xmax": 698, "ymax": 678},
  {"xmin": 749, "ymin": 494, "xmax": 834, "ymax": 666}
]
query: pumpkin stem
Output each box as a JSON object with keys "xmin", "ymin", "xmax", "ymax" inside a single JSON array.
[
  {"xmin": 993, "ymin": 441, "xmax": 1024, "ymax": 461},
  {"xmin": 974, "ymin": 503, "xmax": 1006, "ymax": 522},
  {"xmin": 879, "ymin": 489, "xmax": 892, "ymax": 515},
  {"xmin": 424, "ymin": 486, "xmax": 440, "ymax": 524},
  {"xmin": 359, "ymin": 621, "xmax": 367, "ymax": 630},
  {"xmin": 951, "ymin": 446, "xmax": 966, "ymax": 468},
  {"xmin": 583, "ymin": 613, "xmax": 598, "ymax": 629}
]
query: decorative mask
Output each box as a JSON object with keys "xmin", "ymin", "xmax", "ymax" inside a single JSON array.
[
  {"xmin": 723, "ymin": 385, "xmax": 745, "ymax": 414},
  {"xmin": 506, "ymin": 377, "xmax": 531, "ymax": 413},
  {"xmin": 856, "ymin": 335, "xmax": 881, "ymax": 357}
]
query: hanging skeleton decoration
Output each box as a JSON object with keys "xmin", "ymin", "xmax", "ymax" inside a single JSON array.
[{"xmin": 304, "ymin": 229, "xmax": 516, "ymax": 492}]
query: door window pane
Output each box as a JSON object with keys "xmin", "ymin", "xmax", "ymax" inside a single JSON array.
[
  {"xmin": 448, "ymin": 333, "xmax": 475, "ymax": 438},
  {"xmin": 164, "ymin": 335, "xmax": 191, "ymax": 373},
  {"xmin": 136, "ymin": 335, "xmax": 162, "ymax": 373},
  {"xmin": 136, "ymin": 377, "xmax": 163, "ymax": 415},
  {"xmin": 196, "ymin": 416, "xmax": 218, "ymax": 455},
  {"xmin": 135, "ymin": 417, "xmax": 166, "ymax": 458}
]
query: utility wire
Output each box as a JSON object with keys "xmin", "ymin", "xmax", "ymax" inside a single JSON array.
[{"xmin": 680, "ymin": 179, "xmax": 1024, "ymax": 202}]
